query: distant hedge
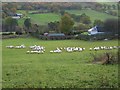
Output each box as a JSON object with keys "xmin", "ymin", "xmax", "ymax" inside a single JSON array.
[{"xmin": 77, "ymin": 33, "xmax": 117, "ymax": 41}]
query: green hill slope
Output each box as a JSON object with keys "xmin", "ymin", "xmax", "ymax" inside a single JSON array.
[{"xmin": 66, "ymin": 9, "xmax": 118, "ymax": 22}]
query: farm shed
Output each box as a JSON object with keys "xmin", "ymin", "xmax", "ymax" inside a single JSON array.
[
  {"xmin": 47, "ymin": 33, "xmax": 66, "ymax": 40},
  {"xmin": 15, "ymin": 13, "xmax": 23, "ymax": 17},
  {"xmin": 12, "ymin": 16, "xmax": 20, "ymax": 19}
]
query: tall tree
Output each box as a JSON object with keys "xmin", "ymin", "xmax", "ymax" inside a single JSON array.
[
  {"xmin": 5, "ymin": 17, "xmax": 18, "ymax": 32},
  {"xmin": 24, "ymin": 18, "xmax": 31, "ymax": 34},
  {"xmin": 60, "ymin": 14, "xmax": 74, "ymax": 34},
  {"xmin": 48, "ymin": 21, "xmax": 60, "ymax": 33},
  {"xmin": 24, "ymin": 18, "xmax": 31, "ymax": 30},
  {"xmin": 93, "ymin": 19, "xmax": 104, "ymax": 27},
  {"xmin": 112, "ymin": 4, "xmax": 116, "ymax": 10},
  {"xmin": 103, "ymin": 19, "xmax": 119, "ymax": 34},
  {"xmin": 80, "ymin": 13, "xmax": 91, "ymax": 25}
]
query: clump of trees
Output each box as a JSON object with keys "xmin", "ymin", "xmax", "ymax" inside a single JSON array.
[
  {"xmin": 3, "ymin": 17, "xmax": 18, "ymax": 32},
  {"xmin": 93, "ymin": 19, "xmax": 104, "ymax": 27},
  {"xmin": 2, "ymin": 3, "xmax": 17, "ymax": 18},
  {"xmin": 24, "ymin": 18, "xmax": 31, "ymax": 34},
  {"xmin": 48, "ymin": 21, "xmax": 60, "ymax": 33},
  {"xmin": 59, "ymin": 13, "xmax": 74, "ymax": 34},
  {"xmin": 103, "ymin": 19, "xmax": 119, "ymax": 34}
]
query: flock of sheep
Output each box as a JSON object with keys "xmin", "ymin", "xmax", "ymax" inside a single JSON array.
[
  {"xmin": 6, "ymin": 44, "xmax": 119, "ymax": 54},
  {"xmin": 50, "ymin": 47, "xmax": 85, "ymax": 53}
]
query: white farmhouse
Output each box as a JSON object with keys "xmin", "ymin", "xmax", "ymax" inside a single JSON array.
[{"xmin": 88, "ymin": 26, "xmax": 98, "ymax": 35}]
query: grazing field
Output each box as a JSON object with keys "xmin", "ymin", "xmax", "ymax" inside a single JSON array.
[
  {"xmin": 17, "ymin": 9, "xmax": 118, "ymax": 26},
  {"xmin": 29, "ymin": 13, "xmax": 60, "ymax": 25},
  {"xmin": 2, "ymin": 38, "xmax": 118, "ymax": 88},
  {"xmin": 17, "ymin": 11, "xmax": 60, "ymax": 26},
  {"xmin": 66, "ymin": 9, "xmax": 118, "ymax": 22}
]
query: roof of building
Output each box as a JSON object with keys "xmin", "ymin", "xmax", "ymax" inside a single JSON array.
[
  {"xmin": 47, "ymin": 33, "xmax": 65, "ymax": 37},
  {"xmin": 16, "ymin": 13, "xmax": 23, "ymax": 16},
  {"xmin": 12, "ymin": 16, "xmax": 20, "ymax": 19},
  {"xmin": 88, "ymin": 25, "xmax": 104, "ymax": 32}
]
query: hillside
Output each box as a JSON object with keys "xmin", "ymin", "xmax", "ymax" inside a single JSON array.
[
  {"xmin": 66, "ymin": 9, "xmax": 118, "ymax": 22},
  {"xmin": 17, "ymin": 10, "xmax": 60, "ymax": 26},
  {"xmin": 17, "ymin": 9, "xmax": 118, "ymax": 26}
]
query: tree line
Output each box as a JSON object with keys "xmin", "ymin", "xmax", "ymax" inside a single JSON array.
[{"xmin": 2, "ymin": 13, "xmax": 119, "ymax": 36}]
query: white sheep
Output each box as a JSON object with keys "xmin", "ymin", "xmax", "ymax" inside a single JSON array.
[
  {"xmin": 6, "ymin": 45, "xmax": 14, "ymax": 48},
  {"xmin": 89, "ymin": 48, "xmax": 92, "ymax": 51},
  {"xmin": 78, "ymin": 48, "xmax": 83, "ymax": 52},
  {"xmin": 94, "ymin": 47, "xmax": 100, "ymax": 51},
  {"xmin": 50, "ymin": 50, "xmax": 54, "ymax": 53},
  {"xmin": 26, "ymin": 51, "xmax": 30, "ymax": 54}
]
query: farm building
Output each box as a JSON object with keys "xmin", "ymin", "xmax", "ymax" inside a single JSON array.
[
  {"xmin": 88, "ymin": 26, "xmax": 104, "ymax": 35},
  {"xmin": 39, "ymin": 33, "xmax": 74, "ymax": 40},
  {"xmin": 15, "ymin": 13, "xmax": 23, "ymax": 17},
  {"xmin": 11, "ymin": 13, "xmax": 23, "ymax": 19},
  {"xmin": 12, "ymin": 16, "xmax": 20, "ymax": 19},
  {"xmin": 47, "ymin": 33, "xmax": 65, "ymax": 40}
]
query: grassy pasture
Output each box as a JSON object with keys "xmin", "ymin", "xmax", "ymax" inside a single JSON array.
[
  {"xmin": 96, "ymin": 0, "xmax": 118, "ymax": 5},
  {"xmin": 17, "ymin": 9, "xmax": 118, "ymax": 26},
  {"xmin": 66, "ymin": 9, "xmax": 118, "ymax": 23},
  {"xmin": 29, "ymin": 13, "xmax": 60, "ymax": 25},
  {"xmin": 17, "ymin": 13, "xmax": 60, "ymax": 26},
  {"xmin": 2, "ymin": 38, "xmax": 118, "ymax": 88}
]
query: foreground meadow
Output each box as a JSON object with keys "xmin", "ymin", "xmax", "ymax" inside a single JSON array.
[{"xmin": 2, "ymin": 38, "xmax": 118, "ymax": 88}]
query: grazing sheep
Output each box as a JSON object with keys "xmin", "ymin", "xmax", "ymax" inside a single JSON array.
[
  {"xmin": 82, "ymin": 48, "xmax": 85, "ymax": 51},
  {"xmin": 20, "ymin": 44, "xmax": 26, "ymax": 48},
  {"xmin": 109, "ymin": 46, "xmax": 113, "ymax": 50},
  {"xmin": 73, "ymin": 47, "xmax": 79, "ymax": 51},
  {"xmin": 26, "ymin": 51, "xmax": 30, "ymax": 54},
  {"xmin": 94, "ymin": 47, "xmax": 100, "ymax": 51},
  {"xmin": 89, "ymin": 48, "xmax": 92, "ymax": 51},
  {"xmin": 100, "ymin": 46, "xmax": 104, "ymax": 50},
  {"xmin": 6, "ymin": 45, "xmax": 14, "ymax": 49},
  {"xmin": 113, "ymin": 46, "xmax": 118, "ymax": 49},
  {"xmin": 15, "ymin": 46, "xmax": 21, "ymax": 49},
  {"xmin": 37, "ymin": 51, "xmax": 44, "ymax": 54},
  {"xmin": 50, "ymin": 50, "xmax": 54, "ymax": 53},
  {"xmin": 66, "ymin": 48, "xmax": 73, "ymax": 52}
]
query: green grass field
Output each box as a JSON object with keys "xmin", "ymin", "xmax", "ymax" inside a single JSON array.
[
  {"xmin": 2, "ymin": 38, "xmax": 118, "ymax": 88},
  {"xmin": 17, "ymin": 13, "xmax": 60, "ymax": 26},
  {"xmin": 29, "ymin": 13, "xmax": 60, "ymax": 25},
  {"xmin": 96, "ymin": 0, "xmax": 117, "ymax": 5},
  {"xmin": 17, "ymin": 9, "xmax": 118, "ymax": 26},
  {"xmin": 66, "ymin": 9, "xmax": 118, "ymax": 22}
]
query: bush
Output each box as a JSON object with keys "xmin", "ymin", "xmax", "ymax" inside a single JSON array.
[{"xmin": 91, "ymin": 52, "xmax": 119, "ymax": 65}]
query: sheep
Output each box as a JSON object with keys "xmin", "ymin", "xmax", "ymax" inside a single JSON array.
[
  {"xmin": 94, "ymin": 47, "xmax": 100, "ymax": 51},
  {"xmin": 50, "ymin": 50, "xmax": 54, "ymax": 53},
  {"xmin": 82, "ymin": 48, "xmax": 85, "ymax": 51},
  {"xmin": 15, "ymin": 46, "xmax": 21, "ymax": 49},
  {"xmin": 26, "ymin": 51, "xmax": 30, "ymax": 54},
  {"xmin": 20, "ymin": 44, "xmax": 26, "ymax": 48},
  {"xmin": 66, "ymin": 48, "xmax": 73, "ymax": 52},
  {"xmin": 109, "ymin": 46, "xmax": 113, "ymax": 50},
  {"xmin": 54, "ymin": 49, "xmax": 62, "ymax": 53},
  {"xmin": 100, "ymin": 46, "xmax": 104, "ymax": 50},
  {"xmin": 30, "ymin": 45, "xmax": 45, "ymax": 51},
  {"xmin": 73, "ymin": 47, "xmax": 79, "ymax": 51},
  {"xmin": 113, "ymin": 46, "xmax": 118, "ymax": 49},
  {"xmin": 89, "ymin": 48, "xmax": 92, "ymax": 51},
  {"xmin": 37, "ymin": 51, "xmax": 44, "ymax": 54},
  {"xmin": 6, "ymin": 45, "xmax": 14, "ymax": 49}
]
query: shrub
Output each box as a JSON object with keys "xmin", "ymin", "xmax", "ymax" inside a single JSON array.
[{"xmin": 91, "ymin": 52, "xmax": 118, "ymax": 65}]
